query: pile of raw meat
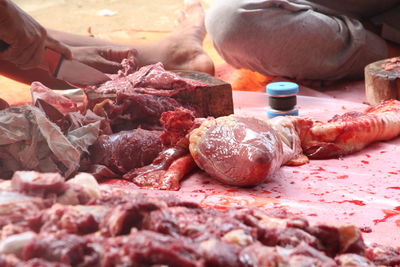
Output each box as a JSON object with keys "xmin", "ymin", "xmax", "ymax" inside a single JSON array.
[
  {"xmin": 1, "ymin": 171, "xmax": 399, "ymax": 266},
  {"xmin": 2, "ymin": 58, "xmax": 400, "ymax": 191},
  {"xmin": 0, "ymin": 60, "xmax": 212, "ymax": 190}
]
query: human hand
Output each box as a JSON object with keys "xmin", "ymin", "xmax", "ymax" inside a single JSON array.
[
  {"xmin": 0, "ymin": 0, "xmax": 71, "ymax": 69},
  {"xmin": 70, "ymin": 46, "xmax": 138, "ymax": 73}
]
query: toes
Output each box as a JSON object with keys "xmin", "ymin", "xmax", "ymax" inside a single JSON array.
[{"xmin": 175, "ymin": 10, "xmax": 186, "ymax": 26}]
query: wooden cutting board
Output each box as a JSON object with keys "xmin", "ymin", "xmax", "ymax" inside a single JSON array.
[{"xmin": 365, "ymin": 57, "xmax": 400, "ymax": 106}]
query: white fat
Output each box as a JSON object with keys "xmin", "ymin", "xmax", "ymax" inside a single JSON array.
[
  {"xmin": 267, "ymin": 117, "xmax": 303, "ymax": 164},
  {"xmin": 0, "ymin": 191, "xmax": 34, "ymax": 205},
  {"xmin": 199, "ymin": 239, "xmax": 217, "ymax": 251},
  {"xmin": 0, "ymin": 231, "xmax": 36, "ymax": 257},
  {"xmin": 221, "ymin": 229, "xmax": 253, "ymax": 246},
  {"xmin": 259, "ymin": 215, "xmax": 288, "ymax": 229},
  {"xmin": 0, "ymin": 180, "xmax": 12, "ymax": 191},
  {"xmin": 57, "ymin": 188, "xmax": 80, "ymax": 205},
  {"xmin": 68, "ymin": 172, "xmax": 101, "ymax": 199}
]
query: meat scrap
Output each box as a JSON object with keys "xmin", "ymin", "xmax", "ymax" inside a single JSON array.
[
  {"xmin": 93, "ymin": 62, "xmax": 206, "ymax": 95},
  {"xmin": 0, "ymin": 171, "xmax": 399, "ymax": 266},
  {"xmin": 291, "ymin": 99, "xmax": 400, "ymax": 159},
  {"xmin": 381, "ymin": 57, "xmax": 400, "ymax": 72}
]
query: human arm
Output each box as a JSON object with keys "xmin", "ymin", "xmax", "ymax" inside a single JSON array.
[{"xmin": 0, "ymin": 0, "xmax": 71, "ymax": 69}]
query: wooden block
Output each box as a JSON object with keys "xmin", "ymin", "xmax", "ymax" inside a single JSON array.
[
  {"xmin": 173, "ymin": 70, "xmax": 233, "ymax": 117},
  {"xmin": 86, "ymin": 70, "xmax": 234, "ymax": 117},
  {"xmin": 365, "ymin": 57, "xmax": 400, "ymax": 106}
]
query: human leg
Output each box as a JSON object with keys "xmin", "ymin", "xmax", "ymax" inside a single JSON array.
[
  {"xmin": 49, "ymin": 0, "xmax": 214, "ymax": 75},
  {"xmin": 205, "ymin": 0, "xmax": 388, "ymax": 80}
]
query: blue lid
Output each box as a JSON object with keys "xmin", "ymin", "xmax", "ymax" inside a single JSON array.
[
  {"xmin": 267, "ymin": 108, "xmax": 299, "ymax": 118},
  {"xmin": 266, "ymin": 82, "xmax": 299, "ymax": 96}
]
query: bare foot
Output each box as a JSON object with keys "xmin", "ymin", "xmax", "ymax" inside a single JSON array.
[{"xmin": 137, "ymin": 0, "xmax": 215, "ymax": 75}]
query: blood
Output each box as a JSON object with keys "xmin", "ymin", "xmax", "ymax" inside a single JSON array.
[
  {"xmin": 387, "ymin": 187, "xmax": 400, "ymax": 190},
  {"xmin": 337, "ymin": 200, "xmax": 366, "ymax": 206},
  {"xmin": 227, "ymin": 189, "xmax": 239, "ymax": 193},
  {"xmin": 313, "ymin": 167, "xmax": 326, "ymax": 172},
  {"xmin": 361, "ymin": 160, "xmax": 370, "ymax": 164},
  {"xmin": 365, "ymin": 154, "xmax": 371, "ymax": 158},
  {"xmin": 388, "ymin": 172, "xmax": 398, "ymax": 175},
  {"xmin": 302, "ymin": 176, "xmax": 310, "ymax": 181},
  {"xmin": 359, "ymin": 226, "xmax": 372, "ymax": 233},
  {"xmin": 192, "ymin": 189, "xmax": 206, "ymax": 193},
  {"xmin": 336, "ymin": 175, "xmax": 349, "ymax": 179},
  {"xmin": 373, "ymin": 207, "xmax": 400, "ymax": 225}
]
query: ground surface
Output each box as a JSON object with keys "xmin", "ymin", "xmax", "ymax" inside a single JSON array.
[{"xmin": 15, "ymin": 0, "xmax": 182, "ymax": 35}]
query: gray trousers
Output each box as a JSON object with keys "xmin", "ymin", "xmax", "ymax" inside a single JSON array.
[{"xmin": 205, "ymin": 0, "xmax": 400, "ymax": 80}]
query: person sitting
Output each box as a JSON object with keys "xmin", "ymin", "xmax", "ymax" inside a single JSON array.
[{"xmin": 205, "ymin": 0, "xmax": 400, "ymax": 81}]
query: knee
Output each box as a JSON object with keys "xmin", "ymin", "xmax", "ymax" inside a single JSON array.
[{"xmin": 205, "ymin": 0, "xmax": 252, "ymax": 49}]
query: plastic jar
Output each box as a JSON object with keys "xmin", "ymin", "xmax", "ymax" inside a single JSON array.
[{"xmin": 266, "ymin": 82, "xmax": 299, "ymax": 118}]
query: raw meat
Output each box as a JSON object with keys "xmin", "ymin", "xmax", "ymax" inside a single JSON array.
[
  {"xmin": 189, "ymin": 115, "xmax": 286, "ymax": 186},
  {"xmin": 1, "ymin": 171, "xmax": 399, "ymax": 266},
  {"xmin": 94, "ymin": 62, "xmax": 206, "ymax": 95},
  {"xmin": 289, "ymin": 99, "xmax": 400, "ymax": 158},
  {"xmin": 11, "ymin": 171, "xmax": 66, "ymax": 197},
  {"xmin": 187, "ymin": 100, "xmax": 400, "ymax": 187},
  {"xmin": 89, "ymin": 129, "xmax": 163, "ymax": 175}
]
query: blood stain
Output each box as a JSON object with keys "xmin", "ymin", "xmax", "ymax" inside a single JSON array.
[
  {"xmin": 337, "ymin": 200, "xmax": 366, "ymax": 206},
  {"xmin": 365, "ymin": 154, "xmax": 371, "ymax": 158},
  {"xmin": 337, "ymin": 175, "xmax": 349, "ymax": 179},
  {"xmin": 373, "ymin": 207, "xmax": 400, "ymax": 225},
  {"xmin": 360, "ymin": 226, "xmax": 372, "ymax": 233},
  {"xmin": 388, "ymin": 172, "xmax": 398, "ymax": 175},
  {"xmin": 308, "ymin": 213, "xmax": 317, "ymax": 217},
  {"xmin": 361, "ymin": 160, "xmax": 369, "ymax": 164},
  {"xmin": 387, "ymin": 187, "xmax": 400, "ymax": 190}
]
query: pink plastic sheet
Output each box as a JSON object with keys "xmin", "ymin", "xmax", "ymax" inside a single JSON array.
[{"xmin": 104, "ymin": 89, "xmax": 400, "ymax": 247}]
